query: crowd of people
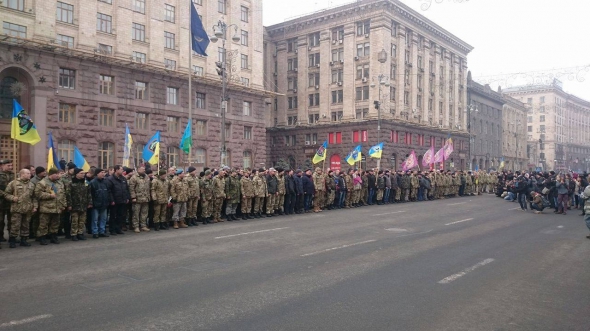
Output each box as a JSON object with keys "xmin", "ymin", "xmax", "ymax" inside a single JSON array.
[{"xmin": 1, "ymin": 158, "xmax": 589, "ymax": 249}]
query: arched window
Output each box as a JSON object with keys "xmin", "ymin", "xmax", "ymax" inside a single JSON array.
[
  {"xmin": 195, "ymin": 148, "xmax": 206, "ymax": 165},
  {"xmin": 167, "ymin": 146, "xmax": 179, "ymax": 167},
  {"xmin": 58, "ymin": 140, "xmax": 75, "ymax": 163},
  {"xmin": 243, "ymin": 150, "xmax": 252, "ymax": 169},
  {"xmin": 0, "ymin": 77, "xmax": 19, "ymax": 119},
  {"xmin": 98, "ymin": 142, "xmax": 114, "ymax": 169}
]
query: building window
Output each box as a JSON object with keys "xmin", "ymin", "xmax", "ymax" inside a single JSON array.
[
  {"xmin": 288, "ymin": 58, "xmax": 298, "ymax": 71},
  {"xmin": 164, "ymin": 59, "xmax": 176, "ymax": 70},
  {"xmin": 308, "ymin": 73, "xmax": 320, "ymax": 87},
  {"xmin": 356, "ymin": 20, "xmax": 370, "ymax": 36},
  {"xmin": 331, "ymin": 90, "xmax": 343, "ymax": 104},
  {"xmin": 308, "ymin": 114, "xmax": 319, "ymax": 124},
  {"xmin": 98, "ymin": 142, "xmax": 114, "ymax": 169},
  {"xmin": 241, "ymin": 6, "xmax": 249, "ymax": 22},
  {"xmin": 540, "ymin": 115, "xmax": 545, "ymax": 122},
  {"xmin": 99, "ymin": 75, "xmax": 113, "ymax": 95},
  {"xmin": 287, "ymin": 38, "xmax": 297, "ymax": 52},
  {"xmin": 165, "ymin": 4, "xmax": 175, "ymax": 23},
  {"xmin": 193, "ymin": 65, "xmax": 204, "ymax": 76},
  {"xmin": 99, "ymin": 0, "xmax": 112, "ymax": 3},
  {"xmin": 135, "ymin": 113, "xmax": 148, "ymax": 130},
  {"xmin": 288, "ymin": 97, "xmax": 298, "ymax": 109},
  {"xmin": 167, "ymin": 116, "xmax": 179, "ymax": 133},
  {"xmin": 58, "ymin": 103, "xmax": 75, "ymax": 123},
  {"xmin": 308, "ymin": 93, "xmax": 320, "ymax": 107},
  {"xmin": 287, "ymin": 116, "xmax": 298, "ymax": 126},
  {"xmin": 132, "ymin": 23, "xmax": 145, "ymax": 41},
  {"xmin": 331, "ymin": 69, "xmax": 343, "ymax": 83},
  {"xmin": 164, "ymin": 32, "xmax": 175, "ymax": 49},
  {"xmin": 242, "ymin": 151, "xmax": 252, "ymax": 168},
  {"xmin": 309, "ymin": 32, "xmax": 320, "ymax": 47},
  {"xmin": 390, "ymin": 86, "xmax": 396, "ymax": 101},
  {"xmin": 308, "ymin": 53, "xmax": 320, "ymax": 66},
  {"xmin": 195, "ymin": 92, "xmax": 206, "ymax": 109},
  {"xmin": 241, "ymin": 30, "xmax": 249, "ymax": 46},
  {"xmin": 241, "ymin": 54, "xmax": 249, "ymax": 69},
  {"xmin": 404, "ymin": 91, "xmax": 409, "ymax": 105},
  {"xmin": 331, "ymin": 111, "xmax": 343, "ymax": 122},
  {"xmin": 167, "ymin": 87, "xmax": 178, "ymax": 105},
  {"xmin": 167, "ymin": 147, "xmax": 179, "ymax": 167},
  {"xmin": 3, "ymin": 0, "xmax": 24, "ymax": 10},
  {"xmin": 243, "ymin": 126, "xmax": 252, "ymax": 140},
  {"xmin": 332, "ymin": 27, "xmax": 344, "ymax": 41},
  {"xmin": 134, "ymin": 81, "xmax": 147, "ymax": 100},
  {"xmin": 356, "ymin": 64, "xmax": 370, "ymax": 79},
  {"xmin": 196, "ymin": 120, "xmax": 207, "ymax": 135},
  {"xmin": 99, "ymin": 108, "xmax": 114, "ymax": 127},
  {"xmin": 218, "ymin": 0, "xmax": 226, "ymax": 14},
  {"xmin": 355, "ymin": 86, "xmax": 369, "ymax": 101},
  {"xmin": 540, "ymin": 125, "xmax": 545, "ymax": 132},
  {"xmin": 57, "ymin": 2, "xmax": 74, "ymax": 24},
  {"xmin": 331, "ymin": 48, "xmax": 344, "ymax": 62},
  {"xmin": 356, "ymin": 43, "xmax": 370, "ymax": 57},
  {"xmin": 56, "ymin": 34, "xmax": 74, "ymax": 48},
  {"xmin": 132, "ymin": 0, "xmax": 145, "ymax": 13},
  {"xmin": 133, "ymin": 145, "xmax": 143, "ymax": 165},
  {"xmin": 240, "ymin": 77, "xmax": 250, "ymax": 86},
  {"xmin": 243, "ymin": 101, "xmax": 252, "ymax": 116},
  {"xmin": 355, "ymin": 108, "xmax": 368, "ymax": 119},
  {"xmin": 328, "ymin": 132, "xmax": 342, "ymax": 144},
  {"xmin": 58, "ymin": 140, "xmax": 75, "ymax": 163},
  {"xmin": 195, "ymin": 148, "xmax": 206, "ymax": 164},
  {"xmin": 353, "ymin": 130, "xmax": 368, "ymax": 143},
  {"xmin": 58, "ymin": 68, "xmax": 75, "ymax": 89},
  {"xmin": 97, "ymin": 43, "xmax": 112, "ymax": 55},
  {"xmin": 132, "ymin": 51, "xmax": 146, "ymax": 63},
  {"xmin": 3, "ymin": 22, "xmax": 26, "ymax": 38},
  {"xmin": 391, "ymin": 44, "xmax": 397, "ymax": 57},
  {"xmin": 97, "ymin": 13, "xmax": 112, "ymax": 33},
  {"xmin": 527, "ymin": 125, "xmax": 532, "ymax": 132}
]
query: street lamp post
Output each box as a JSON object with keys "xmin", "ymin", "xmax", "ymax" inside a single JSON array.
[
  {"xmin": 465, "ymin": 103, "xmax": 478, "ymax": 170},
  {"xmin": 370, "ymin": 49, "xmax": 389, "ymax": 170},
  {"xmin": 209, "ymin": 20, "xmax": 240, "ymax": 166},
  {"xmin": 512, "ymin": 119, "xmax": 521, "ymax": 171}
]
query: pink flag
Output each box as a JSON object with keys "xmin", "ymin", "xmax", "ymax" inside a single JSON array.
[
  {"xmin": 402, "ymin": 150, "xmax": 418, "ymax": 172},
  {"xmin": 422, "ymin": 145, "xmax": 435, "ymax": 167},
  {"xmin": 434, "ymin": 147, "xmax": 445, "ymax": 163},
  {"xmin": 443, "ymin": 138, "xmax": 454, "ymax": 159}
]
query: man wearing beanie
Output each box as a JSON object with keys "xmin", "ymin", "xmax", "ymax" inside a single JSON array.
[
  {"xmin": 129, "ymin": 166, "xmax": 151, "ymax": 233},
  {"xmin": 151, "ymin": 170, "xmax": 170, "ymax": 230},
  {"xmin": 69, "ymin": 169, "xmax": 90, "ymax": 241},
  {"xmin": 200, "ymin": 170, "xmax": 214, "ymax": 223},
  {"xmin": 170, "ymin": 169, "xmax": 189, "ymax": 228},
  {"xmin": 34, "ymin": 168, "xmax": 69, "ymax": 245},
  {"xmin": 211, "ymin": 169, "xmax": 227, "ymax": 222},
  {"xmin": 185, "ymin": 166, "xmax": 200, "ymax": 226},
  {"xmin": 29, "ymin": 166, "xmax": 46, "ymax": 239},
  {"xmin": 106, "ymin": 165, "xmax": 130, "ymax": 235}
]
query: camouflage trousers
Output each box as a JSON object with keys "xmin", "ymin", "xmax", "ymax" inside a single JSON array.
[
  {"xmin": 353, "ymin": 190, "xmax": 361, "ymax": 204},
  {"xmin": 29, "ymin": 213, "xmax": 39, "ymax": 238},
  {"xmin": 225, "ymin": 202, "xmax": 238, "ymax": 215},
  {"xmin": 187, "ymin": 197, "xmax": 199, "ymax": 219},
  {"xmin": 361, "ymin": 188, "xmax": 368, "ymax": 204},
  {"xmin": 254, "ymin": 197, "xmax": 265, "ymax": 213},
  {"xmin": 266, "ymin": 194, "xmax": 277, "ymax": 214},
  {"xmin": 376, "ymin": 189, "xmax": 384, "ymax": 202},
  {"xmin": 10, "ymin": 212, "xmax": 31, "ymax": 238},
  {"xmin": 344, "ymin": 190, "xmax": 353, "ymax": 207},
  {"xmin": 395, "ymin": 188, "xmax": 401, "ymax": 201},
  {"xmin": 153, "ymin": 203, "xmax": 168, "ymax": 223},
  {"xmin": 410, "ymin": 188, "xmax": 418, "ymax": 200},
  {"xmin": 172, "ymin": 202, "xmax": 187, "ymax": 222},
  {"xmin": 241, "ymin": 197, "xmax": 252, "ymax": 214},
  {"xmin": 313, "ymin": 191, "xmax": 325, "ymax": 210},
  {"xmin": 38, "ymin": 213, "xmax": 60, "ymax": 237},
  {"xmin": 403, "ymin": 188, "xmax": 410, "ymax": 201},
  {"xmin": 132, "ymin": 203, "xmax": 149, "ymax": 229},
  {"xmin": 0, "ymin": 209, "xmax": 11, "ymax": 237},
  {"xmin": 70, "ymin": 211, "xmax": 87, "ymax": 236},
  {"xmin": 326, "ymin": 191, "xmax": 335, "ymax": 206},
  {"xmin": 275, "ymin": 194, "xmax": 285, "ymax": 212},
  {"xmin": 213, "ymin": 198, "xmax": 224, "ymax": 220},
  {"xmin": 200, "ymin": 199, "xmax": 212, "ymax": 218}
]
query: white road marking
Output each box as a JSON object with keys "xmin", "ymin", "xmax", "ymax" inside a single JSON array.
[
  {"xmin": 445, "ymin": 218, "xmax": 474, "ymax": 226},
  {"xmin": 301, "ymin": 240, "xmax": 377, "ymax": 257},
  {"xmin": 438, "ymin": 258, "xmax": 495, "ymax": 284},
  {"xmin": 215, "ymin": 227, "xmax": 289, "ymax": 239},
  {"xmin": 394, "ymin": 229, "xmax": 434, "ymax": 237},
  {"xmin": 0, "ymin": 314, "xmax": 53, "ymax": 328},
  {"xmin": 447, "ymin": 202, "xmax": 466, "ymax": 206},
  {"xmin": 372, "ymin": 210, "xmax": 406, "ymax": 216},
  {"xmin": 385, "ymin": 228, "xmax": 409, "ymax": 232},
  {"xmin": 509, "ymin": 207, "xmax": 520, "ymax": 210},
  {"xmin": 557, "ymin": 225, "xmax": 564, "ymax": 229}
]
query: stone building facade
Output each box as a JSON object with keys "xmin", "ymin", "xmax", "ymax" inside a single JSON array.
[
  {"xmin": 500, "ymin": 93, "xmax": 527, "ymax": 171},
  {"xmin": 263, "ymin": 0, "xmax": 472, "ymax": 171},
  {"xmin": 504, "ymin": 80, "xmax": 590, "ymax": 172},
  {"xmin": 0, "ymin": 0, "xmax": 269, "ymax": 170}
]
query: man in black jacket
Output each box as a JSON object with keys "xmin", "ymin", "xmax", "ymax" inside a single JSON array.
[
  {"xmin": 294, "ymin": 170, "xmax": 304, "ymax": 214},
  {"xmin": 367, "ymin": 170, "xmax": 377, "ymax": 205},
  {"xmin": 89, "ymin": 168, "xmax": 111, "ymax": 238},
  {"xmin": 106, "ymin": 165, "xmax": 130, "ymax": 235},
  {"xmin": 284, "ymin": 170, "xmax": 296, "ymax": 215},
  {"xmin": 302, "ymin": 169, "xmax": 314, "ymax": 212}
]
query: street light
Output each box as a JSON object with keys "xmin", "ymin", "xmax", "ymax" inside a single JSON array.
[
  {"xmin": 370, "ymin": 48, "xmax": 388, "ymax": 170},
  {"xmin": 511, "ymin": 120, "xmax": 521, "ymax": 170},
  {"xmin": 465, "ymin": 103, "xmax": 478, "ymax": 170},
  {"xmin": 209, "ymin": 20, "xmax": 240, "ymax": 166}
]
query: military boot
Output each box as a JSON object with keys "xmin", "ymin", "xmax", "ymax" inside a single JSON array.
[
  {"xmin": 9, "ymin": 237, "xmax": 17, "ymax": 248},
  {"xmin": 242, "ymin": 214, "xmax": 247, "ymax": 220},
  {"xmin": 39, "ymin": 235, "xmax": 48, "ymax": 245},
  {"xmin": 179, "ymin": 220, "xmax": 188, "ymax": 228},
  {"xmin": 20, "ymin": 237, "xmax": 31, "ymax": 247},
  {"xmin": 71, "ymin": 235, "xmax": 79, "ymax": 241},
  {"xmin": 173, "ymin": 221, "xmax": 179, "ymax": 229},
  {"xmin": 76, "ymin": 234, "xmax": 86, "ymax": 241},
  {"xmin": 50, "ymin": 234, "xmax": 60, "ymax": 244}
]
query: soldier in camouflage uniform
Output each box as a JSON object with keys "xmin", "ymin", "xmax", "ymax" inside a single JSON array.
[
  {"xmin": 185, "ymin": 166, "xmax": 200, "ymax": 226},
  {"xmin": 129, "ymin": 166, "xmax": 151, "ymax": 233},
  {"xmin": 352, "ymin": 170, "xmax": 362, "ymax": 206},
  {"xmin": 453, "ymin": 172, "xmax": 461, "ymax": 197},
  {"xmin": 240, "ymin": 170, "xmax": 254, "ymax": 220},
  {"xmin": 58, "ymin": 163, "xmax": 75, "ymax": 238},
  {"xmin": 253, "ymin": 169, "xmax": 267, "ymax": 218},
  {"xmin": 361, "ymin": 171, "xmax": 369, "ymax": 206},
  {"xmin": 224, "ymin": 170, "xmax": 241, "ymax": 221},
  {"xmin": 69, "ymin": 169, "xmax": 91, "ymax": 241},
  {"xmin": 29, "ymin": 166, "xmax": 46, "ymax": 239},
  {"xmin": 200, "ymin": 170, "xmax": 214, "ymax": 223},
  {"xmin": 410, "ymin": 172, "xmax": 419, "ymax": 201},
  {"xmin": 151, "ymin": 170, "xmax": 170, "ymax": 230},
  {"xmin": 4, "ymin": 168, "xmax": 37, "ymax": 248},
  {"xmin": 312, "ymin": 167, "xmax": 325, "ymax": 212},
  {"xmin": 376, "ymin": 171, "xmax": 385, "ymax": 204},
  {"xmin": 170, "ymin": 170, "xmax": 189, "ymax": 229},
  {"xmin": 326, "ymin": 170, "xmax": 337, "ymax": 208},
  {"xmin": 400, "ymin": 172, "xmax": 410, "ymax": 202},
  {"xmin": 344, "ymin": 169, "xmax": 354, "ymax": 208},
  {"xmin": 275, "ymin": 168, "xmax": 286, "ymax": 215},
  {"xmin": 212, "ymin": 170, "xmax": 227, "ymax": 222},
  {"xmin": 0, "ymin": 160, "xmax": 15, "ymax": 242},
  {"xmin": 35, "ymin": 168, "xmax": 69, "ymax": 245},
  {"xmin": 465, "ymin": 171, "xmax": 473, "ymax": 195}
]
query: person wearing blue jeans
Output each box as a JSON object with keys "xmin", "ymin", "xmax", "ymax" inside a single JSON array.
[
  {"xmin": 384, "ymin": 187, "xmax": 391, "ymax": 204},
  {"xmin": 89, "ymin": 168, "xmax": 111, "ymax": 239},
  {"xmin": 338, "ymin": 191, "xmax": 346, "ymax": 208},
  {"xmin": 92, "ymin": 208, "xmax": 108, "ymax": 235}
]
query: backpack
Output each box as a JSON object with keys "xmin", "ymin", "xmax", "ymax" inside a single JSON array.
[{"xmin": 541, "ymin": 196, "xmax": 551, "ymax": 208}]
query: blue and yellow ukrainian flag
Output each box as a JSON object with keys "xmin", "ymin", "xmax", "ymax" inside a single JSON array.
[
  {"xmin": 47, "ymin": 132, "xmax": 60, "ymax": 170},
  {"xmin": 312, "ymin": 140, "xmax": 328, "ymax": 164},
  {"xmin": 73, "ymin": 146, "xmax": 90, "ymax": 171},
  {"xmin": 368, "ymin": 142, "xmax": 384, "ymax": 159},
  {"xmin": 143, "ymin": 131, "xmax": 160, "ymax": 165},
  {"xmin": 11, "ymin": 99, "xmax": 41, "ymax": 145},
  {"xmin": 345, "ymin": 145, "xmax": 362, "ymax": 166},
  {"xmin": 122, "ymin": 124, "xmax": 133, "ymax": 167},
  {"xmin": 499, "ymin": 157, "xmax": 505, "ymax": 169}
]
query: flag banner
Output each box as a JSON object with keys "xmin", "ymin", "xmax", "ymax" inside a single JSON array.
[
  {"xmin": 47, "ymin": 132, "xmax": 59, "ymax": 171},
  {"xmin": 345, "ymin": 145, "xmax": 362, "ymax": 165},
  {"xmin": 443, "ymin": 137, "xmax": 454, "ymax": 159},
  {"xmin": 499, "ymin": 157, "xmax": 505, "ymax": 169},
  {"xmin": 143, "ymin": 131, "xmax": 160, "ymax": 165},
  {"xmin": 191, "ymin": 2, "xmax": 210, "ymax": 56},
  {"xmin": 422, "ymin": 145, "xmax": 435, "ymax": 167},
  {"xmin": 11, "ymin": 99, "xmax": 41, "ymax": 145},
  {"xmin": 73, "ymin": 146, "xmax": 90, "ymax": 171},
  {"xmin": 180, "ymin": 121, "xmax": 192, "ymax": 154},
  {"xmin": 368, "ymin": 142, "xmax": 384, "ymax": 159},
  {"xmin": 402, "ymin": 150, "xmax": 418, "ymax": 172},
  {"xmin": 122, "ymin": 124, "xmax": 133, "ymax": 167},
  {"xmin": 312, "ymin": 140, "xmax": 328, "ymax": 164},
  {"xmin": 434, "ymin": 147, "xmax": 445, "ymax": 163}
]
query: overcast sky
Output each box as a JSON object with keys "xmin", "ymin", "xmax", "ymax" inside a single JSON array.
[{"xmin": 263, "ymin": 0, "xmax": 590, "ymax": 101}]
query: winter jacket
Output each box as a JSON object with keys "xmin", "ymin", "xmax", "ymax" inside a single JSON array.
[
  {"xmin": 367, "ymin": 174, "xmax": 376, "ymax": 189},
  {"xmin": 376, "ymin": 176, "xmax": 385, "ymax": 189},
  {"xmin": 294, "ymin": 175, "xmax": 304, "ymax": 195},
  {"xmin": 106, "ymin": 175, "xmax": 130, "ymax": 204},
  {"xmin": 90, "ymin": 177, "xmax": 111, "ymax": 209},
  {"xmin": 285, "ymin": 175, "xmax": 296, "ymax": 195},
  {"xmin": 556, "ymin": 181, "xmax": 569, "ymax": 195},
  {"xmin": 129, "ymin": 173, "xmax": 151, "ymax": 203},
  {"xmin": 4, "ymin": 178, "xmax": 37, "ymax": 214},
  {"xmin": 266, "ymin": 174, "xmax": 278, "ymax": 195},
  {"xmin": 70, "ymin": 177, "xmax": 91, "ymax": 212},
  {"xmin": 385, "ymin": 175, "xmax": 392, "ymax": 188},
  {"xmin": 35, "ymin": 177, "xmax": 68, "ymax": 214},
  {"xmin": 302, "ymin": 174, "xmax": 314, "ymax": 195}
]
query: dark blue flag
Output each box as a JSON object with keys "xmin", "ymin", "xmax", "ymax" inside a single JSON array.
[{"xmin": 191, "ymin": 3, "xmax": 210, "ymax": 56}]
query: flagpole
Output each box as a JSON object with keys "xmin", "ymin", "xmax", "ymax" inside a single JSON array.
[
  {"xmin": 188, "ymin": 14, "xmax": 193, "ymax": 167},
  {"xmin": 12, "ymin": 138, "xmax": 17, "ymax": 176}
]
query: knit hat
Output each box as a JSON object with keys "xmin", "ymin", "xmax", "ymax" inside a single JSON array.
[
  {"xmin": 188, "ymin": 166, "xmax": 197, "ymax": 173},
  {"xmin": 73, "ymin": 168, "xmax": 84, "ymax": 176},
  {"xmin": 35, "ymin": 166, "xmax": 46, "ymax": 175},
  {"xmin": 67, "ymin": 163, "xmax": 76, "ymax": 170},
  {"xmin": 123, "ymin": 167, "xmax": 134, "ymax": 174},
  {"xmin": 258, "ymin": 168, "xmax": 265, "ymax": 173},
  {"xmin": 48, "ymin": 168, "xmax": 59, "ymax": 175},
  {"xmin": 158, "ymin": 169, "xmax": 167, "ymax": 176},
  {"xmin": 95, "ymin": 168, "xmax": 104, "ymax": 175},
  {"xmin": 145, "ymin": 169, "xmax": 153, "ymax": 175},
  {"xmin": 204, "ymin": 170, "xmax": 211, "ymax": 176},
  {"xmin": 176, "ymin": 169, "xmax": 184, "ymax": 174},
  {"xmin": 213, "ymin": 171, "xmax": 219, "ymax": 176}
]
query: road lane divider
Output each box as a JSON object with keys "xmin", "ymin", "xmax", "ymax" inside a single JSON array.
[
  {"xmin": 215, "ymin": 227, "xmax": 289, "ymax": 239},
  {"xmin": 301, "ymin": 240, "xmax": 377, "ymax": 257},
  {"xmin": 437, "ymin": 258, "xmax": 495, "ymax": 284},
  {"xmin": 445, "ymin": 218, "xmax": 474, "ymax": 226}
]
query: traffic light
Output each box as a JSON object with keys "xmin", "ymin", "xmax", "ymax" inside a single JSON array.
[
  {"xmin": 374, "ymin": 100, "xmax": 380, "ymax": 110},
  {"xmin": 215, "ymin": 61, "xmax": 224, "ymax": 77}
]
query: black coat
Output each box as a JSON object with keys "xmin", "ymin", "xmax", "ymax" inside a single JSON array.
[
  {"xmin": 368, "ymin": 174, "xmax": 376, "ymax": 189},
  {"xmin": 294, "ymin": 175, "xmax": 304, "ymax": 195},
  {"xmin": 106, "ymin": 174, "xmax": 130, "ymax": 205},
  {"xmin": 286, "ymin": 175, "xmax": 296, "ymax": 195},
  {"xmin": 89, "ymin": 177, "xmax": 112, "ymax": 209},
  {"xmin": 302, "ymin": 174, "xmax": 314, "ymax": 195}
]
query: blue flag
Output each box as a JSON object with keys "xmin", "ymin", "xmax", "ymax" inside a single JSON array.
[
  {"xmin": 191, "ymin": 2, "xmax": 210, "ymax": 56},
  {"xmin": 180, "ymin": 121, "xmax": 192, "ymax": 154},
  {"xmin": 73, "ymin": 146, "xmax": 90, "ymax": 171},
  {"xmin": 47, "ymin": 132, "xmax": 60, "ymax": 171},
  {"xmin": 143, "ymin": 131, "xmax": 160, "ymax": 165}
]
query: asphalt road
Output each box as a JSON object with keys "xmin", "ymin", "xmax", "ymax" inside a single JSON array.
[{"xmin": 0, "ymin": 195, "xmax": 589, "ymax": 331}]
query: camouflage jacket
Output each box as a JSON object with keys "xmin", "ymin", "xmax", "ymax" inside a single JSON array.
[
  {"xmin": 70, "ymin": 178, "xmax": 92, "ymax": 212},
  {"xmin": 344, "ymin": 175, "xmax": 353, "ymax": 191},
  {"xmin": 465, "ymin": 174, "xmax": 473, "ymax": 185},
  {"xmin": 34, "ymin": 177, "xmax": 68, "ymax": 214},
  {"xmin": 212, "ymin": 176, "xmax": 226, "ymax": 199},
  {"xmin": 170, "ymin": 177, "xmax": 189, "ymax": 203},
  {"xmin": 186, "ymin": 174, "xmax": 200, "ymax": 199},
  {"xmin": 129, "ymin": 173, "xmax": 151, "ymax": 203},
  {"xmin": 225, "ymin": 176, "xmax": 241, "ymax": 203},
  {"xmin": 400, "ymin": 175, "xmax": 410, "ymax": 189},
  {"xmin": 240, "ymin": 177, "xmax": 255, "ymax": 198},
  {"xmin": 0, "ymin": 171, "xmax": 15, "ymax": 209},
  {"xmin": 362, "ymin": 174, "xmax": 369, "ymax": 189},
  {"xmin": 151, "ymin": 177, "xmax": 170, "ymax": 204},
  {"xmin": 312, "ymin": 173, "xmax": 325, "ymax": 191},
  {"xmin": 254, "ymin": 175, "xmax": 267, "ymax": 197},
  {"xmin": 277, "ymin": 175, "xmax": 286, "ymax": 194},
  {"xmin": 5, "ymin": 178, "xmax": 37, "ymax": 214},
  {"xmin": 200, "ymin": 178, "xmax": 213, "ymax": 200},
  {"xmin": 410, "ymin": 175, "xmax": 419, "ymax": 188}
]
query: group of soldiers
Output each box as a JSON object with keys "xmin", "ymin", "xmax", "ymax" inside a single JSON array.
[{"xmin": 0, "ymin": 156, "xmax": 502, "ymax": 249}]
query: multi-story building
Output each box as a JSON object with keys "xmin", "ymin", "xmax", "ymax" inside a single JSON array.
[
  {"xmin": 504, "ymin": 79, "xmax": 590, "ymax": 172},
  {"xmin": 500, "ymin": 93, "xmax": 527, "ymax": 171},
  {"xmin": 263, "ymin": 0, "xmax": 472, "ymax": 171},
  {"xmin": 0, "ymin": 0, "xmax": 268, "ymax": 170}
]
